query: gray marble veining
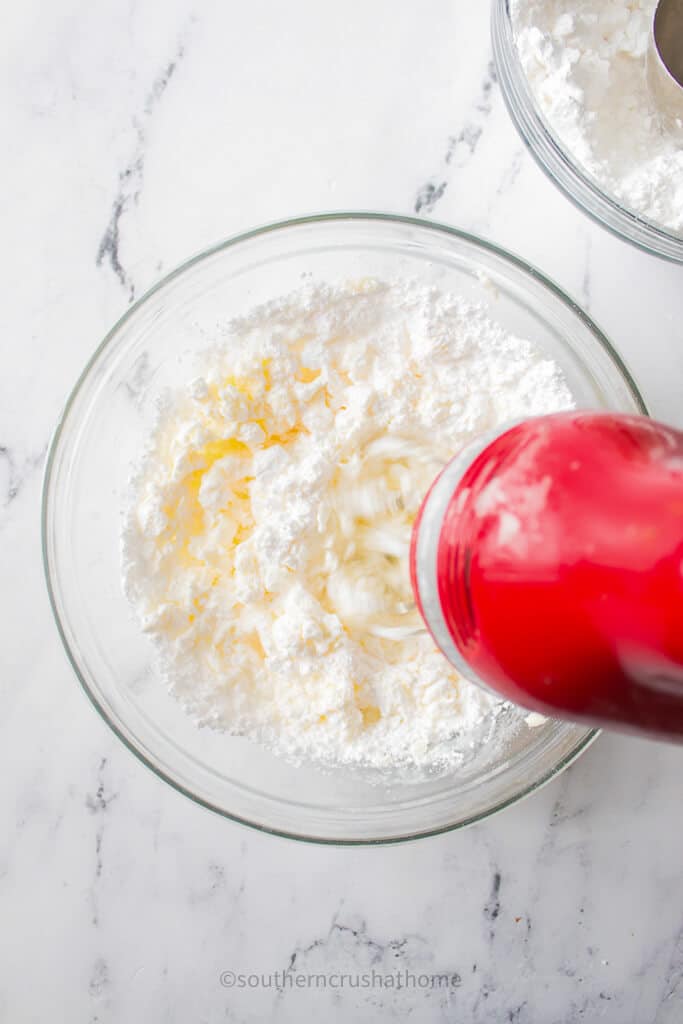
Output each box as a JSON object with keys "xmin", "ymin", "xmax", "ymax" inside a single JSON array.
[
  {"xmin": 415, "ymin": 59, "xmax": 498, "ymax": 214},
  {"xmin": 96, "ymin": 33, "xmax": 192, "ymax": 301}
]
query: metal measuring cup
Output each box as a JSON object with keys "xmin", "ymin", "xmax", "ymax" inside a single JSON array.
[{"xmin": 648, "ymin": 0, "xmax": 683, "ymax": 129}]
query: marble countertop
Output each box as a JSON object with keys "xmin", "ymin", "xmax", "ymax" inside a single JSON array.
[{"xmin": 2, "ymin": 2, "xmax": 682, "ymax": 1021}]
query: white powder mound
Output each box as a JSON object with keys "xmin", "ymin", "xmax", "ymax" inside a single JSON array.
[
  {"xmin": 122, "ymin": 280, "xmax": 574, "ymax": 774},
  {"xmin": 510, "ymin": 0, "xmax": 683, "ymax": 233}
]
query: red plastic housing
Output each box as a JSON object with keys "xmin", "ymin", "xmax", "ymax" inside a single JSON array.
[{"xmin": 433, "ymin": 413, "xmax": 683, "ymax": 740}]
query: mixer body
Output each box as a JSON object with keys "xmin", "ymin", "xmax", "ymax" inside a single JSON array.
[{"xmin": 411, "ymin": 413, "xmax": 683, "ymax": 741}]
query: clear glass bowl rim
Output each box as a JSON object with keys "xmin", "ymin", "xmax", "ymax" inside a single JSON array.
[
  {"xmin": 42, "ymin": 212, "xmax": 648, "ymax": 845},
  {"xmin": 491, "ymin": 0, "xmax": 683, "ymax": 264}
]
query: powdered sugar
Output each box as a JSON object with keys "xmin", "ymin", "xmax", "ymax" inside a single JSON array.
[
  {"xmin": 122, "ymin": 280, "xmax": 573, "ymax": 774},
  {"xmin": 511, "ymin": 0, "xmax": 683, "ymax": 233}
]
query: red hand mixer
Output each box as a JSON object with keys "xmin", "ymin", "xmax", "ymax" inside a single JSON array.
[{"xmin": 410, "ymin": 412, "xmax": 683, "ymax": 741}]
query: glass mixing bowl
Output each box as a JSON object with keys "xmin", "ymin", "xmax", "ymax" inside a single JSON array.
[
  {"xmin": 492, "ymin": 0, "xmax": 683, "ymax": 264},
  {"xmin": 42, "ymin": 214, "xmax": 647, "ymax": 844}
]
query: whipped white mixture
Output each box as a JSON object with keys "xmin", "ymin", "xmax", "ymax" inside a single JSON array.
[
  {"xmin": 511, "ymin": 0, "xmax": 683, "ymax": 233},
  {"xmin": 122, "ymin": 280, "xmax": 573, "ymax": 773}
]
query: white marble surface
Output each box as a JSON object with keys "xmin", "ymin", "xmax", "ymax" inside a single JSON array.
[{"xmin": 2, "ymin": 2, "xmax": 683, "ymax": 1021}]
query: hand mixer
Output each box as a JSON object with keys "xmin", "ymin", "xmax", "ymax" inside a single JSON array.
[{"xmin": 409, "ymin": 412, "xmax": 683, "ymax": 742}]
